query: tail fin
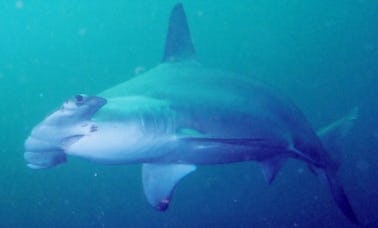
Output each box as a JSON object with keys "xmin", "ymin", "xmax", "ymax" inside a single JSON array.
[
  {"xmin": 317, "ymin": 107, "xmax": 360, "ymax": 224},
  {"xmin": 317, "ymin": 107, "xmax": 359, "ymax": 163},
  {"xmin": 324, "ymin": 169, "xmax": 359, "ymax": 224}
]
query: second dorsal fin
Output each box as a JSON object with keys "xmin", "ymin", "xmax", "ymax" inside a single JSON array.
[{"xmin": 162, "ymin": 3, "xmax": 196, "ymax": 63}]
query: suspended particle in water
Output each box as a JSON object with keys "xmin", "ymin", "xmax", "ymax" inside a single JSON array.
[
  {"xmin": 78, "ymin": 27, "xmax": 87, "ymax": 37},
  {"xmin": 134, "ymin": 65, "xmax": 146, "ymax": 75},
  {"xmin": 15, "ymin": 0, "xmax": 24, "ymax": 9},
  {"xmin": 297, "ymin": 167, "xmax": 304, "ymax": 174}
]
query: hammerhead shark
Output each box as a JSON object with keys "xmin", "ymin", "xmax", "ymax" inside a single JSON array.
[{"xmin": 24, "ymin": 3, "xmax": 359, "ymax": 224}]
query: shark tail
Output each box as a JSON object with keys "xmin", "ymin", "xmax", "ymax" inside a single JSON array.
[
  {"xmin": 318, "ymin": 107, "xmax": 359, "ymax": 224},
  {"xmin": 323, "ymin": 168, "xmax": 359, "ymax": 224}
]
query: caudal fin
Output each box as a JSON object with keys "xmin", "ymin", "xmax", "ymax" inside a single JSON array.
[
  {"xmin": 317, "ymin": 107, "xmax": 360, "ymax": 224},
  {"xmin": 325, "ymin": 170, "xmax": 359, "ymax": 224},
  {"xmin": 317, "ymin": 107, "xmax": 359, "ymax": 163}
]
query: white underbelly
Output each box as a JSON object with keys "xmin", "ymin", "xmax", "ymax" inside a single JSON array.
[{"xmin": 66, "ymin": 122, "xmax": 173, "ymax": 164}]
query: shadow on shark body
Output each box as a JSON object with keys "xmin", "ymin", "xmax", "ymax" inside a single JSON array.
[{"xmin": 24, "ymin": 3, "xmax": 360, "ymax": 224}]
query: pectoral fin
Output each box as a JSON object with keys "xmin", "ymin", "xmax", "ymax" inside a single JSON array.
[
  {"xmin": 142, "ymin": 163, "xmax": 196, "ymax": 211},
  {"xmin": 259, "ymin": 157, "xmax": 286, "ymax": 184}
]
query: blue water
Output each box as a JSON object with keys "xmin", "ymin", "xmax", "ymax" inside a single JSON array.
[{"xmin": 1, "ymin": 1, "xmax": 377, "ymax": 227}]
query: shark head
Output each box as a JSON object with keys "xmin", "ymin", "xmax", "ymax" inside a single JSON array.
[{"xmin": 24, "ymin": 94, "xmax": 107, "ymax": 169}]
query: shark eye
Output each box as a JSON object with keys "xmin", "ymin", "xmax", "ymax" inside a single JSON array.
[
  {"xmin": 75, "ymin": 94, "xmax": 86, "ymax": 105},
  {"xmin": 75, "ymin": 95, "xmax": 84, "ymax": 102}
]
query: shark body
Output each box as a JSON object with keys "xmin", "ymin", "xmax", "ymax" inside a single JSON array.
[{"xmin": 24, "ymin": 3, "xmax": 359, "ymax": 224}]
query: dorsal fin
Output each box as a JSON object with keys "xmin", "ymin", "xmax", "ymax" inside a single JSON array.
[{"xmin": 162, "ymin": 3, "xmax": 196, "ymax": 63}]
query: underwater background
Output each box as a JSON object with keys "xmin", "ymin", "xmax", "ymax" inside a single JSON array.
[{"xmin": 0, "ymin": 0, "xmax": 377, "ymax": 227}]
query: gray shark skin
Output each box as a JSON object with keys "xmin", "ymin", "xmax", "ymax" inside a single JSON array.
[{"xmin": 24, "ymin": 3, "xmax": 359, "ymax": 224}]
